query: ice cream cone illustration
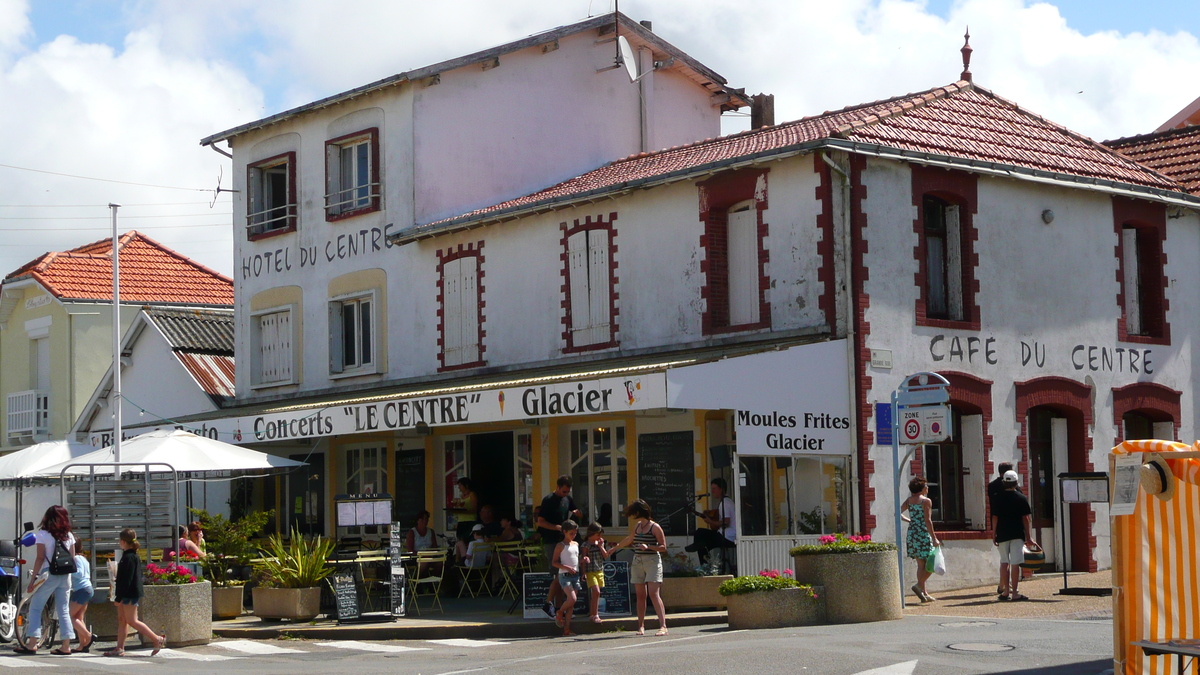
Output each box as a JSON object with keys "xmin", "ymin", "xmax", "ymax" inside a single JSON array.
[{"xmin": 499, "ymin": 391, "xmax": 505, "ymax": 415}]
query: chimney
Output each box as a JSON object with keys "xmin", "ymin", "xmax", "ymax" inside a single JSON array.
[
  {"xmin": 639, "ymin": 20, "xmax": 653, "ymax": 31},
  {"xmin": 750, "ymin": 93, "xmax": 775, "ymax": 129}
]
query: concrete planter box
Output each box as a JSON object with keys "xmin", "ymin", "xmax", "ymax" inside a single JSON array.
[
  {"xmin": 140, "ymin": 581, "xmax": 212, "ymax": 646},
  {"xmin": 252, "ymin": 587, "xmax": 322, "ymax": 622},
  {"xmin": 726, "ymin": 586, "xmax": 826, "ymax": 630},
  {"xmin": 661, "ymin": 575, "xmax": 732, "ymax": 611},
  {"xmin": 792, "ymin": 551, "xmax": 902, "ymax": 624},
  {"xmin": 212, "ymin": 585, "xmax": 245, "ymax": 620}
]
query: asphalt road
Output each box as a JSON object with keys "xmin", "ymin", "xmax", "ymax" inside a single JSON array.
[{"xmin": 0, "ymin": 615, "xmax": 1114, "ymax": 675}]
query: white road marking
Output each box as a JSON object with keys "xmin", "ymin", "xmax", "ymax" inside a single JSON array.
[
  {"xmin": 852, "ymin": 660, "xmax": 919, "ymax": 675},
  {"xmin": 314, "ymin": 640, "xmax": 430, "ymax": 653},
  {"xmin": 0, "ymin": 658, "xmax": 55, "ymax": 667},
  {"xmin": 428, "ymin": 639, "xmax": 509, "ymax": 648},
  {"xmin": 211, "ymin": 640, "xmax": 304, "ymax": 655},
  {"xmin": 72, "ymin": 655, "xmax": 152, "ymax": 666},
  {"xmin": 154, "ymin": 648, "xmax": 240, "ymax": 661}
]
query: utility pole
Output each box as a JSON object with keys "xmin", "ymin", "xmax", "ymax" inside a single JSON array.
[{"xmin": 110, "ymin": 203, "xmax": 122, "ymax": 469}]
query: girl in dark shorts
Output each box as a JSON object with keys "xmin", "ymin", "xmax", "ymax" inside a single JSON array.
[{"xmin": 105, "ymin": 529, "xmax": 165, "ymax": 657}]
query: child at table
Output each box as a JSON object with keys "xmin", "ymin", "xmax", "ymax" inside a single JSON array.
[{"xmin": 581, "ymin": 522, "xmax": 609, "ymax": 624}]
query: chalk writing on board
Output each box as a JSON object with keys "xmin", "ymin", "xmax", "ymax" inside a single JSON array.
[{"xmin": 637, "ymin": 431, "xmax": 694, "ymax": 535}]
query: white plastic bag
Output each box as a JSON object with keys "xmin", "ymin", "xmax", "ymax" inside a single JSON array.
[
  {"xmin": 106, "ymin": 559, "xmax": 118, "ymax": 601},
  {"xmin": 931, "ymin": 546, "xmax": 947, "ymax": 576}
]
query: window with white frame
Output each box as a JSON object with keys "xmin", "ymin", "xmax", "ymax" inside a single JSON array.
[
  {"xmin": 566, "ymin": 425, "xmax": 626, "ymax": 528},
  {"xmin": 253, "ymin": 308, "xmax": 294, "ymax": 386},
  {"xmin": 726, "ymin": 200, "xmax": 760, "ymax": 326},
  {"xmin": 344, "ymin": 445, "xmax": 387, "ymax": 535},
  {"xmin": 567, "ymin": 228, "xmax": 612, "ymax": 347},
  {"xmin": 247, "ymin": 153, "xmax": 296, "ymax": 237},
  {"xmin": 329, "ymin": 293, "xmax": 375, "ymax": 374},
  {"xmin": 923, "ymin": 195, "xmax": 964, "ymax": 321},
  {"xmin": 441, "ymin": 256, "xmax": 481, "ymax": 368},
  {"xmin": 325, "ymin": 129, "xmax": 379, "ymax": 219}
]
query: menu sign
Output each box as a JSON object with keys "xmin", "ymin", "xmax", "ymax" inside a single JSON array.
[
  {"xmin": 389, "ymin": 523, "xmax": 406, "ymax": 617},
  {"xmin": 332, "ymin": 573, "xmax": 359, "ymax": 622},
  {"xmin": 637, "ymin": 431, "xmax": 694, "ymax": 535}
]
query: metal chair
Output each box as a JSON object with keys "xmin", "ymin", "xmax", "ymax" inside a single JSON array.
[
  {"xmin": 455, "ymin": 542, "xmax": 493, "ymax": 598},
  {"xmin": 492, "ymin": 541, "xmax": 522, "ymax": 600},
  {"xmin": 408, "ymin": 550, "xmax": 447, "ymax": 614}
]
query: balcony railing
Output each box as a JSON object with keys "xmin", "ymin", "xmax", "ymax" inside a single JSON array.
[{"xmin": 6, "ymin": 389, "xmax": 49, "ymax": 438}]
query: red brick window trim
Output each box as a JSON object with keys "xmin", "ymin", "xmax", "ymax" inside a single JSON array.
[
  {"xmin": 325, "ymin": 127, "xmax": 381, "ymax": 222},
  {"xmin": 437, "ymin": 243, "xmax": 486, "ymax": 372},
  {"xmin": 247, "ymin": 151, "xmax": 297, "ymax": 241},
  {"xmin": 1113, "ymin": 197, "xmax": 1169, "ymax": 345},
  {"xmin": 1111, "ymin": 382, "xmax": 1181, "ymax": 442},
  {"xmin": 698, "ymin": 168, "xmax": 771, "ymax": 336},
  {"xmin": 561, "ymin": 213, "xmax": 619, "ymax": 353},
  {"xmin": 911, "ymin": 165, "xmax": 979, "ymax": 331}
]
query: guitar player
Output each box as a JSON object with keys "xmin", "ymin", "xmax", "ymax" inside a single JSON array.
[{"xmin": 684, "ymin": 478, "xmax": 736, "ymax": 567}]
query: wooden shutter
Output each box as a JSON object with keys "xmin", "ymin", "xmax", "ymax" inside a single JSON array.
[
  {"xmin": 1123, "ymin": 227, "xmax": 1142, "ymax": 334},
  {"xmin": 460, "ymin": 257, "xmax": 480, "ymax": 364},
  {"xmin": 727, "ymin": 203, "xmax": 759, "ymax": 326},
  {"xmin": 587, "ymin": 229, "xmax": 611, "ymax": 344},
  {"xmin": 443, "ymin": 258, "xmax": 463, "ymax": 366},
  {"xmin": 275, "ymin": 311, "xmax": 292, "ymax": 382},
  {"xmin": 325, "ymin": 143, "xmax": 340, "ymax": 215},
  {"xmin": 247, "ymin": 166, "xmax": 263, "ymax": 232},
  {"xmin": 945, "ymin": 204, "xmax": 964, "ymax": 321},
  {"xmin": 568, "ymin": 231, "xmax": 591, "ymax": 339},
  {"xmin": 328, "ymin": 302, "xmax": 344, "ymax": 373}
]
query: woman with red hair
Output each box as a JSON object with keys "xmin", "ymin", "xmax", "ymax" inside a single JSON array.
[{"xmin": 13, "ymin": 506, "xmax": 77, "ymax": 655}]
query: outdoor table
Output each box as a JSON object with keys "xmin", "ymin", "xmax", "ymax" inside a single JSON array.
[{"xmin": 1133, "ymin": 639, "xmax": 1200, "ymax": 675}]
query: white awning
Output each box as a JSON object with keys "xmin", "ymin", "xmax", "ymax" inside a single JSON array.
[
  {"xmin": 35, "ymin": 429, "xmax": 306, "ymax": 477},
  {"xmin": 0, "ymin": 441, "xmax": 97, "ymax": 482}
]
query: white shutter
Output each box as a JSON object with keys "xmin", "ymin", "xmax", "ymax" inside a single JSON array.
[
  {"xmin": 960, "ymin": 414, "xmax": 986, "ymax": 529},
  {"xmin": 326, "ymin": 144, "xmax": 340, "ymax": 215},
  {"xmin": 460, "ymin": 257, "xmax": 480, "ymax": 364},
  {"xmin": 568, "ymin": 231, "xmax": 591, "ymax": 339},
  {"xmin": 1152, "ymin": 421, "xmax": 1174, "ymax": 441},
  {"xmin": 1123, "ymin": 227, "xmax": 1142, "ymax": 334},
  {"xmin": 276, "ymin": 311, "xmax": 293, "ymax": 382},
  {"xmin": 329, "ymin": 301, "xmax": 344, "ymax": 373},
  {"xmin": 727, "ymin": 203, "xmax": 760, "ymax": 326},
  {"xmin": 587, "ymin": 229, "xmax": 611, "ymax": 345},
  {"xmin": 247, "ymin": 166, "xmax": 263, "ymax": 226},
  {"xmin": 443, "ymin": 258, "xmax": 463, "ymax": 366},
  {"xmin": 259, "ymin": 313, "xmax": 276, "ymax": 383},
  {"xmin": 945, "ymin": 204, "xmax": 964, "ymax": 321},
  {"xmin": 35, "ymin": 338, "xmax": 50, "ymax": 390}
]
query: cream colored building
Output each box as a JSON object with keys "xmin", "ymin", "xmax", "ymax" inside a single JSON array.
[{"xmin": 0, "ymin": 232, "xmax": 232, "ymax": 447}]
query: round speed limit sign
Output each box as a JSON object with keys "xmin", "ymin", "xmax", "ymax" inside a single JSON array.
[{"xmin": 903, "ymin": 418, "xmax": 921, "ymax": 441}]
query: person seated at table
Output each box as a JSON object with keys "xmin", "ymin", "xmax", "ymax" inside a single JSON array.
[
  {"xmin": 477, "ymin": 505, "xmax": 503, "ymax": 540},
  {"xmin": 187, "ymin": 521, "xmax": 206, "ymax": 554},
  {"xmin": 405, "ymin": 510, "xmax": 438, "ymax": 553},
  {"xmin": 458, "ymin": 524, "xmax": 490, "ymax": 567},
  {"xmin": 499, "ymin": 515, "xmax": 523, "ymax": 543},
  {"xmin": 684, "ymin": 478, "xmax": 736, "ymax": 566},
  {"xmin": 175, "ymin": 525, "xmax": 205, "ymax": 559}
]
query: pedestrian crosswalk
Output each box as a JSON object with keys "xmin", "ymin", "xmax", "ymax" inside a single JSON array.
[{"xmin": 0, "ymin": 637, "xmax": 514, "ymax": 668}]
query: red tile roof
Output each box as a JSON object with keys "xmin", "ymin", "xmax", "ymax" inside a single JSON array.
[
  {"xmin": 1105, "ymin": 125, "xmax": 1200, "ymax": 195},
  {"xmin": 412, "ymin": 81, "xmax": 1183, "ymax": 237},
  {"xmin": 4, "ymin": 232, "xmax": 233, "ymax": 305}
]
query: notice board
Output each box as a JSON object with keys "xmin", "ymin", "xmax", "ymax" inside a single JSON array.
[
  {"xmin": 638, "ymin": 431, "xmax": 694, "ymax": 535},
  {"xmin": 394, "ymin": 448, "xmax": 426, "ymax": 529},
  {"xmin": 389, "ymin": 524, "xmax": 406, "ymax": 617},
  {"xmin": 522, "ymin": 564, "xmax": 632, "ymax": 619},
  {"xmin": 331, "ymin": 572, "xmax": 360, "ymax": 622}
]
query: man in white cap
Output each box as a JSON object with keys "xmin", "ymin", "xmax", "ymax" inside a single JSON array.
[{"xmin": 991, "ymin": 470, "xmax": 1036, "ymax": 601}]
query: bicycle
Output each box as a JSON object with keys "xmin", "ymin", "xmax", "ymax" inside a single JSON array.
[{"xmin": 14, "ymin": 570, "xmax": 57, "ymax": 650}]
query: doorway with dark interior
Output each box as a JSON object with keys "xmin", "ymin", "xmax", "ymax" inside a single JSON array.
[
  {"xmin": 469, "ymin": 431, "xmax": 515, "ymax": 526},
  {"xmin": 1027, "ymin": 406, "xmax": 1088, "ymax": 572}
]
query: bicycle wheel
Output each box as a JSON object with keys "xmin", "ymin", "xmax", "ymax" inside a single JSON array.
[{"xmin": 15, "ymin": 598, "xmax": 56, "ymax": 650}]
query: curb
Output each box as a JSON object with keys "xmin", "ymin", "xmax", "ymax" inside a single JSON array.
[{"xmin": 212, "ymin": 611, "xmax": 728, "ymax": 641}]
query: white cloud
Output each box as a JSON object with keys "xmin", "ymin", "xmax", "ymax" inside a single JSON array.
[{"xmin": 3, "ymin": 0, "xmax": 1200, "ymax": 278}]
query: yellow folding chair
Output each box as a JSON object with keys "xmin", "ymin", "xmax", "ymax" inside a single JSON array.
[
  {"xmin": 408, "ymin": 550, "xmax": 447, "ymax": 615},
  {"xmin": 492, "ymin": 541, "xmax": 522, "ymax": 600},
  {"xmin": 454, "ymin": 542, "xmax": 493, "ymax": 598}
]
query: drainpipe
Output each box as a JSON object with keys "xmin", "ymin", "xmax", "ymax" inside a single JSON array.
[{"xmin": 821, "ymin": 151, "xmax": 860, "ymax": 533}]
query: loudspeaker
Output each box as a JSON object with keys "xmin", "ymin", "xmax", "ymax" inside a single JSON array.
[
  {"xmin": 710, "ymin": 444, "xmax": 733, "ymax": 469},
  {"xmin": 774, "ymin": 457, "xmax": 792, "ymax": 469}
]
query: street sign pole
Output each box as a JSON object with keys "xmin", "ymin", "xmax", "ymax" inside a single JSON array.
[{"xmin": 890, "ymin": 372, "xmax": 951, "ymax": 609}]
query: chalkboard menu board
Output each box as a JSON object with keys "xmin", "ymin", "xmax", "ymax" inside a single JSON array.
[
  {"xmin": 638, "ymin": 431, "xmax": 695, "ymax": 535},
  {"xmin": 394, "ymin": 448, "xmax": 426, "ymax": 529},
  {"xmin": 332, "ymin": 573, "xmax": 359, "ymax": 622},
  {"xmin": 522, "ymin": 563, "xmax": 633, "ymax": 619},
  {"xmin": 389, "ymin": 524, "xmax": 406, "ymax": 617}
]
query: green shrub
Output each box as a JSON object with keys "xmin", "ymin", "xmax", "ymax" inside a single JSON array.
[
  {"xmin": 790, "ymin": 541, "xmax": 896, "ymax": 556},
  {"xmin": 718, "ymin": 575, "xmax": 817, "ymax": 597},
  {"xmin": 253, "ymin": 528, "xmax": 336, "ymax": 589},
  {"xmin": 190, "ymin": 507, "xmax": 273, "ymax": 587}
]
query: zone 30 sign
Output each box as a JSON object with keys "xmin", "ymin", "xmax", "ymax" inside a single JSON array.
[{"xmin": 900, "ymin": 405, "xmax": 950, "ymax": 444}]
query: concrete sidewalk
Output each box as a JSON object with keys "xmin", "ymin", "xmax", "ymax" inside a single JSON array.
[
  {"xmin": 903, "ymin": 569, "xmax": 1114, "ymax": 620},
  {"xmin": 212, "ymin": 596, "xmax": 726, "ymax": 640}
]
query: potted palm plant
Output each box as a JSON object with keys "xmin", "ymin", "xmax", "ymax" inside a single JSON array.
[
  {"xmin": 791, "ymin": 533, "xmax": 901, "ymax": 623},
  {"xmin": 718, "ymin": 569, "xmax": 824, "ymax": 629},
  {"xmin": 191, "ymin": 508, "xmax": 273, "ymax": 619},
  {"xmin": 251, "ymin": 528, "xmax": 336, "ymax": 622}
]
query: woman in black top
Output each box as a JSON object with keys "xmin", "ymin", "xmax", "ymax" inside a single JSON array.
[{"xmin": 104, "ymin": 529, "xmax": 165, "ymax": 657}]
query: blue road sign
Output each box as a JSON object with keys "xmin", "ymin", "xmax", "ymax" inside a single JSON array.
[{"xmin": 875, "ymin": 402, "xmax": 893, "ymax": 445}]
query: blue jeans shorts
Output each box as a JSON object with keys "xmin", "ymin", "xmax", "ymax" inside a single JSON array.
[
  {"xmin": 558, "ymin": 572, "xmax": 582, "ymax": 592},
  {"xmin": 115, "ymin": 597, "xmax": 139, "ymax": 606},
  {"xmin": 70, "ymin": 588, "xmax": 94, "ymax": 605}
]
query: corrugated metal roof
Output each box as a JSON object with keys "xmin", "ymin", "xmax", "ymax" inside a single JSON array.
[
  {"xmin": 145, "ymin": 307, "xmax": 234, "ymax": 354},
  {"xmin": 177, "ymin": 352, "xmax": 235, "ymax": 400}
]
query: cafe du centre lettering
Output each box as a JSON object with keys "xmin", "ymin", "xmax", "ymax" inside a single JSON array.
[{"xmin": 200, "ymin": 374, "xmax": 669, "ymax": 443}]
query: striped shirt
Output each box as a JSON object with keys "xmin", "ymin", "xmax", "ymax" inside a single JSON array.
[{"xmin": 632, "ymin": 521, "xmax": 658, "ymax": 554}]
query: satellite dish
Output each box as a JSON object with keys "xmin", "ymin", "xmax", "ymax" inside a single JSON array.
[{"xmin": 618, "ymin": 35, "xmax": 638, "ymax": 82}]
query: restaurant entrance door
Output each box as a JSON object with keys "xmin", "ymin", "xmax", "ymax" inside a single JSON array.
[
  {"xmin": 288, "ymin": 451, "xmax": 325, "ymax": 536},
  {"xmin": 470, "ymin": 431, "xmax": 515, "ymax": 523}
]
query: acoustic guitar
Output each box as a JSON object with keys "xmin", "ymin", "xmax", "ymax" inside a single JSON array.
[{"xmin": 686, "ymin": 506, "xmax": 723, "ymax": 530}]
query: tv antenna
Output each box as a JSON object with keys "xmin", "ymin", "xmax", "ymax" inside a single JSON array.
[
  {"xmin": 604, "ymin": 0, "xmax": 647, "ymax": 83},
  {"xmin": 208, "ymin": 166, "xmax": 239, "ymax": 208}
]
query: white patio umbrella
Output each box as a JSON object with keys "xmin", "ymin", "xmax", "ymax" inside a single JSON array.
[
  {"xmin": 35, "ymin": 429, "xmax": 306, "ymax": 477},
  {"xmin": 0, "ymin": 440, "xmax": 98, "ymax": 481}
]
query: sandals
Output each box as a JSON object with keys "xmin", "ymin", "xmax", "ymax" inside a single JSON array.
[
  {"xmin": 590, "ymin": 615, "xmax": 602, "ymax": 624},
  {"xmin": 635, "ymin": 627, "xmax": 645, "ymax": 636},
  {"xmin": 998, "ymin": 594, "xmax": 1011, "ymax": 601},
  {"xmin": 103, "ymin": 648, "xmax": 125, "ymax": 657},
  {"xmin": 1009, "ymin": 593, "xmax": 1030, "ymax": 602},
  {"xmin": 11, "ymin": 646, "xmax": 36, "ymax": 655},
  {"xmin": 655, "ymin": 628, "xmax": 669, "ymax": 636},
  {"xmin": 73, "ymin": 637, "xmax": 93, "ymax": 654},
  {"xmin": 50, "ymin": 648, "xmax": 71, "ymax": 656},
  {"xmin": 152, "ymin": 634, "xmax": 167, "ymax": 656}
]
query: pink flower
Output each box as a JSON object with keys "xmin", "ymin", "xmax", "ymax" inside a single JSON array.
[{"xmin": 783, "ymin": 569, "xmax": 793, "ymax": 576}]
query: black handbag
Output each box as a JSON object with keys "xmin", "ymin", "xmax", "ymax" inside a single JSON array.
[{"xmin": 48, "ymin": 540, "xmax": 77, "ymax": 575}]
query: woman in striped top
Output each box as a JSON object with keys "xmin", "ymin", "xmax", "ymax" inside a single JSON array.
[{"xmin": 609, "ymin": 500, "xmax": 668, "ymax": 636}]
